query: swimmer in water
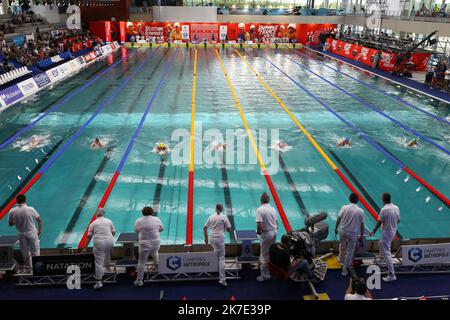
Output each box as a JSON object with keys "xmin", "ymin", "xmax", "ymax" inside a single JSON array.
[
  {"xmin": 405, "ymin": 139, "xmax": 419, "ymax": 148},
  {"xmin": 212, "ymin": 141, "xmax": 226, "ymax": 151},
  {"xmin": 91, "ymin": 138, "xmax": 104, "ymax": 149},
  {"xmin": 270, "ymin": 140, "xmax": 292, "ymax": 153},
  {"xmin": 337, "ymin": 137, "xmax": 352, "ymax": 147},
  {"xmin": 19, "ymin": 134, "xmax": 50, "ymax": 151},
  {"xmin": 153, "ymin": 142, "xmax": 171, "ymax": 156}
]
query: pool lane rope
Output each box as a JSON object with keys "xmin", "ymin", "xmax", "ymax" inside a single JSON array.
[
  {"xmin": 233, "ymin": 49, "xmax": 381, "ymax": 224},
  {"xmin": 283, "ymin": 55, "xmax": 450, "ymax": 156},
  {"xmin": 0, "ymin": 49, "xmax": 141, "ymax": 150},
  {"xmin": 78, "ymin": 48, "xmax": 178, "ymax": 249},
  {"xmin": 270, "ymin": 54, "xmax": 449, "ymax": 207},
  {"xmin": 292, "ymin": 49, "xmax": 450, "ymax": 126},
  {"xmin": 186, "ymin": 48, "xmax": 198, "ymax": 246},
  {"xmin": 215, "ymin": 48, "xmax": 292, "ymax": 233},
  {"xmin": 0, "ymin": 47, "xmax": 161, "ymax": 220}
]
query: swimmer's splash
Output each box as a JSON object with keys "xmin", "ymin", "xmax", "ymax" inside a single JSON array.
[{"xmin": 170, "ymin": 122, "xmax": 284, "ymax": 175}]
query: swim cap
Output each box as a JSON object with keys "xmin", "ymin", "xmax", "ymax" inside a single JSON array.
[
  {"xmin": 250, "ymin": 25, "xmax": 256, "ymax": 29},
  {"xmin": 174, "ymin": 22, "xmax": 180, "ymax": 28},
  {"xmin": 238, "ymin": 23, "xmax": 245, "ymax": 29},
  {"xmin": 288, "ymin": 23, "xmax": 296, "ymax": 29}
]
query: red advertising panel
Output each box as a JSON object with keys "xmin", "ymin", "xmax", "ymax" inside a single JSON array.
[
  {"xmin": 119, "ymin": 21, "xmax": 126, "ymax": 43},
  {"xmin": 116, "ymin": 22, "xmax": 337, "ymax": 44},
  {"xmin": 326, "ymin": 38, "xmax": 430, "ymax": 71},
  {"xmin": 105, "ymin": 21, "xmax": 111, "ymax": 43}
]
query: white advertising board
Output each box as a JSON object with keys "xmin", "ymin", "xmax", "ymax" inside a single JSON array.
[
  {"xmin": 158, "ymin": 252, "xmax": 219, "ymax": 274},
  {"xmin": 402, "ymin": 243, "xmax": 450, "ymax": 266}
]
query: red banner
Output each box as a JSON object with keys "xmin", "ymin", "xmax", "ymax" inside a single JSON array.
[
  {"xmin": 326, "ymin": 38, "xmax": 430, "ymax": 71},
  {"xmin": 117, "ymin": 22, "xmax": 336, "ymax": 45}
]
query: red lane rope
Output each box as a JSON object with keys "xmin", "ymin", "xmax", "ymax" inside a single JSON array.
[
  {"xmin": 186, "ymin": 171, "xmax": 194, "ymax": 245},
  {"xmin": 404, "ymin": 167, "xmax": 450, "ymax": 207},
  {"xmin": 263, "ymin": 170, "xmax": 292, "ymax": 233},
  {"xmin": 0, "ymin": 173, "xmax": 43, "ymax": 219}
]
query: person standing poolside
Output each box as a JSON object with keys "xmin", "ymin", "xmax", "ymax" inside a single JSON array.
[
  {"xmin": 370, "ymin": 193, "xmax": 400, "ymax": 282},
  {"xmin": 134, "ymin": 207, "xmax": 163, "ymax": 287},
  {"xmin": 8, "ymin": 194, "xmax": 42, "ymax": 269},
  {"xmin": 82, "ymin": 208, "xmax": 116, "ymax": 290},
  {"xmin": 204, "ymin": 204, "xmax": 231, "ymax": 287},
  {"xmin": 256, "ymin": 192, "xmax": 278, "ymax": 282},
  {"xmin": 335, "ymin": 193, "xmax": 365, "ymax": 276}
]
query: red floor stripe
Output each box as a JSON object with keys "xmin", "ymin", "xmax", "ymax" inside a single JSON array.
[
  {"xmin": 404, "ymin": 167, "xmax": 450, "ymax": 207},
  {"xmin": 78, "ymin": 171, "xmax": 120, "ymax": 249},
  {"xmin": 263, "ymin": 170, "xmax": 292, "ymax": 233},
  {"xmin": 186, "ymin": 170, "xmax": 194, "ymax": 245},
  {"xmin": 0, "ymin": 173, "xmax": 43, "ymax": 220}
]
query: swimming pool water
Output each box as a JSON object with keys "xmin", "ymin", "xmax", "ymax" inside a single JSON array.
[{"xmin": 0, "ymin": 46, "xmax": 449, "ymax": 248}]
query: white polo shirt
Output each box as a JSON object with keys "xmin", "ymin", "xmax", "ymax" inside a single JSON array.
[
  {"xmin": 379, "ymin": 203, "xmax": 400, "ymax": 231},
  {"xmin": 205, "ymin": 213, "xmax": 231, "ymax": 238},
  {"xmin": 87, "ymin": 216, "xmax": 115, "ymax": 242},
  {"xmin": 255, "ymin": 203, "xmax": 278, "ymax": 233},
  {"xmin": 135, "ymin": 216, "xmax": 163, "ymax": 243},
  {"xmin": 8, "ymin": 204, "xmax": 39, "ymax": 236},
  {"xmin": 338, "ymin": 203, "xmax": 365, "ymax": 234},
  {"xmin": 345, "ymin": 293, "xmax": 372, "ymax": 300}
]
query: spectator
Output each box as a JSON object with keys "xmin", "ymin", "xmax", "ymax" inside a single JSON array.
[
  {"xmin": 204, "ymin": 203, "xmax": 231, "ymax": 287},
  {"xmin": 256, "ymin": 192, "xmax": 278, "ymax": 282},
  {"xmin": 81, "ymin": 208, "xmax": 116, "ymax": 290},
  {"xmin": 335, "ymin": 193, "xmax": 365, "ymax": 277},
  {"xmin": 134, "ymin": 207, "xmax": 163, "ymax": 287},
  {"xmin": 344, "ymin": 278, "xmax": 373, "ymax": 300},
  {"xmin": 8, "ymin": 194, "xmax": 42, "ymax": 269}
]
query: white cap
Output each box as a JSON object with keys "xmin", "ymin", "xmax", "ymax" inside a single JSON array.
[
  {"xmin": 96, "ymin": 208, "xmax": 105, "ymax": 217},
  {"xmin": 174, "ymin": 22, "xmax": 180, "ymax": 28},
  {"xmin": 250, "ymin": 24, "xmax": 255, "ymax": 29},
  {"xmin": 288, "ymin": 23, "xmax": 296, "ymax": 29},
  {"xmin": 238, "ymin": 23, "xmax": 245, "ymax": 28},
  {"xmin": 280, "ymin": 25, "xmax": 286, "ymax": 29}
]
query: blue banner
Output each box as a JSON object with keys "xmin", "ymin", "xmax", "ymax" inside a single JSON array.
[
  {"xmin": 0, "ymin": 85, "xmax": 24, "ymax": 105},
  {"xmin": 33, "ymin": 73, "xmax": 52, "ymax": 88}
]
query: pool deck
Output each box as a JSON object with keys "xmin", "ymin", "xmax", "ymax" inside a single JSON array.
[
  {"xmin": 1, "ymin": 268, "xmax": 449, "ymax": 300},
  {"xmin": 305, "ymin": 46, "xmax": 450, "ymax": 105}
]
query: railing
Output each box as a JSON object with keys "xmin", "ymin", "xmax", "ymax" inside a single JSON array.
[{"xmin": 217, "ymin": 7, "xmax": 343, "ymax": 16}]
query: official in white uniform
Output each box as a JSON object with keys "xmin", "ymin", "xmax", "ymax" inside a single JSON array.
[
  {"xmin": 134, "ymin": 206, "xmax": 163, "ymax": 287},
  {"xmin": 335, "ymin": 193, "xmax": 365, "ymax": 276},
  {"xmin": 8, "ymin": 194, "xmax": 42, "ymax": 268},
  {"xmin": 82, "ymin": 208, "xmax": 116, "ymax": 290},
  {"xmin": 256, "ymin": 192, "xmax": 278, "ymax": 282},
  {"xmin": 370, "ymin": 193, "xmax": 400, "ymax": 282},
  {"xmin": 204, "ymin": 204, "xmax": 232, "ymax": 287}
]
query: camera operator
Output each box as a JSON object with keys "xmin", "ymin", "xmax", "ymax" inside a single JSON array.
[
  {"xmin": 344, "ymin": 277, "xmax": 373, "ymax": 300},
  {"xmin": 269, "ymin": 235, "xmax": 320, "ymax": 282}
]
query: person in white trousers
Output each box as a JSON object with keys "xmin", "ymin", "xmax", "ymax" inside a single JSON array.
[
  {"xmin": 370, "ymin": 193, "xmax": 400, "ymax": 282},
  {"xmin": 134, "ymin": 206, "xmax": 163, "ymax": 287},
  {"xmin": 204, "ymin": 203, "xmax": 232, "ymax": 287},
  {"xmin": 8, "ymin": 194, "xmax": 42, "ymax": 269},
  {"xmin": 335, "ymin": 193, "xmax": 365, "ymax": 276},
  {"xmin": 256, "ymin": 192, "xmax": 278, "ymax": 282},
  {"xmin": 82, "ymin": 208, "xmax": 116, "ymax": 290}
]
